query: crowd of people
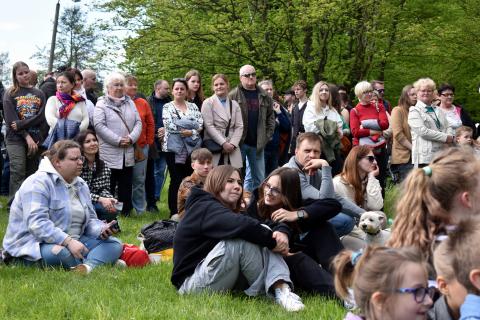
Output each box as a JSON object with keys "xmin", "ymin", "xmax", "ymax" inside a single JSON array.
[{"xmin": 1, "ymin": 60, "xmax": 480, "ymax": 318}]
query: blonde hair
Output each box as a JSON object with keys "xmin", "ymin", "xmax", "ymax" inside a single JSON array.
[
  {"xmin": 455, "ymin": 125, "xmax": 473, "ymax": 138},
  {"xmin": 446, "ymin": 216, "xmax": 480, "ymax": 294},
  {"xmin": 387, "ymin": 147, "xmax": 480, "ymax": 260},
  {"xmin": 433, "ymin": 240, "xmax": 455, "ymax": 281},
  {"xmin": 333, "ymin": 246, "xmax": 427, "ymax": 320},
  {"xmin": 413, "ymin": 77, "xmax": 436, "ymax": 92},
  {"xmin": 310, "ymin": 81, "xmax": 332, "ymax": 113},
  {"xmin": 354, "ymin": 81, "xmax": 373, "ymax": 98}
]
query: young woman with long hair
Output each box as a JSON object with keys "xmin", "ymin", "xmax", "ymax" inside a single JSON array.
[
  {"xmin": 3, "ymin": 61, "xmax": 47, "ymax": 201},
  {"xmin": 185, "ymin": 69, "xmax": 205, "ymax": 109},
  {"xmin": 172, "ymin": 165, "xmax": 305, "ymax": 312}
]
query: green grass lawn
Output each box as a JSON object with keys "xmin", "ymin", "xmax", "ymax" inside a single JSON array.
[{"xmin": 0, "ymin": 180, "xmax": 399, "ymax": 319}]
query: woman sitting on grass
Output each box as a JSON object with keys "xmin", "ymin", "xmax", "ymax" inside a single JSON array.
[
  {"xmin": 2, "ymin": 140, "xmax": 122, "ymax": 274},
  {"xmin": 171, "ymin": 165, "xmax": 305, "ymax": 312},
  {"xmin": 246, "ymin": 167, "xmax": 342, "ymax": 296},
  {"xmin": 75, "ymin": 129, "xmax": 119, "ymax": 223}
]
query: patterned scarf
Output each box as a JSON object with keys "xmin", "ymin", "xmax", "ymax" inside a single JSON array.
[{"xmin": 56, "ymin": 91, "xmax": 85, "ymax": 119}]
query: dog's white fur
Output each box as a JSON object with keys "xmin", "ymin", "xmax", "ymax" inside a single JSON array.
[{"xmin": 359, "ymin": 211, "xmax": 390, "ymax": 246}]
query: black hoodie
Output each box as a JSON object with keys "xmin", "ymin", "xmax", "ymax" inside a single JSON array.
[{"xmin": 171, "ymin": 187, "xmax": 277, "ymax": 289}]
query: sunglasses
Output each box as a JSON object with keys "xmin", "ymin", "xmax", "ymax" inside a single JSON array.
[
  {"xmin": 241, "ymin": 72, "xmax": 256, "ymax": 78},
  {"xmin": 173, "ymin": 78, "xmax": 186, "ymax": 82},
  {"xmin": 395, "ymin": 287, "xmax": 436, "ymax": 304}
]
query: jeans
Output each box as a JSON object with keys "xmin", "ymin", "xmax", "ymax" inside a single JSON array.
[
  {"xmin": 241, "ymin": 144, "xmax": 265, "ymax": 192},
  {"xmin": 179, "ymin": 239, "xmax": 292, "ymax": 297},
  {"xmin": 328, "ymin": 213, "xmax": 356, "ymax": 237},
  {"xmin": 39, "ymin": 235, "xmax": 122, "ymax": 269},
  {"xmin": 154, "ymin": 152, "xmax": 168, "ymax": 200},
  {"xmin": 132, "ymin": 145, "xmax": 149, "ymax": 213}
]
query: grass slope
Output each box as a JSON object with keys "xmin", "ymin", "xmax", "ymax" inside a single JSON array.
[{"xmin": 0, "ymin": 181, "xmax": 398, "ymax": 319}]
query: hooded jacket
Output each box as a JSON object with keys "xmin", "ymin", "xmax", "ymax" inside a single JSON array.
[
  {"xmin": 171, "ymin": 187, "xmax": 277, "ymax": 289},
  {"xmin": 2, "ymin": 157, "xmax": 104, "ymax": 261}
]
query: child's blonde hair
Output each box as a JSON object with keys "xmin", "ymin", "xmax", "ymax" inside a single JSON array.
[
  {"xmin": 333, "ymin": 246, "xmax": 427, "ymax": 320},
  {"xmin": 455, "ymin": 126, "xmax": 473, "ymax": 139},
  {"xmin": 387, "ymin": 147, "xmax": 480, "ymax": 260},
  {"xmin": 433, "ymin": 240, "xmax": 455, "ymax": 281},
  {"xmin": 446, "ymin": 216, "xmax": 480, "ymax": 294}
]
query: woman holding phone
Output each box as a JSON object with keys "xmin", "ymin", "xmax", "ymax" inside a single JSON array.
[{"xmin": 2, "ymin": 140, "xmax": 122, "ymax": 274}]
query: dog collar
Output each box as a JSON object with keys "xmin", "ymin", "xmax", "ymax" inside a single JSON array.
[{"xmin": 365, "ymin": 229, "xmax": 381, "ymax": 236}]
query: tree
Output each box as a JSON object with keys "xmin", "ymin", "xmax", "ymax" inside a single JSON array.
[
  {"xmin": 32, "ymin": 6, "xmax": 107, "ymax": 71},
  {"xmin": 0, "ymin": 51, "xmax": 11, "ymax": 86}
]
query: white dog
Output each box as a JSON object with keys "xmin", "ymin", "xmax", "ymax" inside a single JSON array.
[{"xmin": 359, "ymin": 211, "xmax": 390, "ymax": 246}]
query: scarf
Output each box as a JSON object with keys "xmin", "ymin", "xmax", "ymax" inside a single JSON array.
[
  {"xmin": 56, "ymin": 91, "xmax": 85, "ymax": 119},
  {"xmin": 107, "ymin": 94, "xmax": 126, "ymax": 107}
]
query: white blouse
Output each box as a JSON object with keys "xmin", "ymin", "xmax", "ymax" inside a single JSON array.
[{"xmin": 303, "ymin": 100, "xmax": 343, "ymax": 135}]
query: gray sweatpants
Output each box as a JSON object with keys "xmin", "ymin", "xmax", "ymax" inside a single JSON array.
[{"xmin": 179, "ymin": 239, "xmax": 292, "ymax": 297}]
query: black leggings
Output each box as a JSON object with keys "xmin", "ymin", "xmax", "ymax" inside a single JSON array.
[
  {"xmin": 166, "ymin": 152, "xmax": 193, "ymax": 216},
  {"xmin": 110, "ymin": 166, "xmax": 133, "ymax": 215}
]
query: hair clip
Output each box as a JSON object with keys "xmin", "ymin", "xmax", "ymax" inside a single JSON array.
[
  {"xmin": 351, "ymin": 249, "xmax": 363, "ymax": 266},
  {"xmin": 422, "ymin": 166, "xmax": 432, "ymax": 176}
]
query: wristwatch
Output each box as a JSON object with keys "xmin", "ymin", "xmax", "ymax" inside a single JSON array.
[{"xmin": 297, "ymin": 209, "xmax": 306, "ymax": 220}]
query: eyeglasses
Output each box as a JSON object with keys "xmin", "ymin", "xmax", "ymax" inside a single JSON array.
[
  {"xmin": 376, "ymin": 89, "xmax": 385, "ymax": 93},
  {"xmin": 241, "ymin": 72, "xmax": 256, "ymax": 78},
  {"xmin": 396, "ymin": 287, "xmax": 436, "ymax": 304},
  {"xmin": 173, "ymin": 78, "xmax": 186, "ymax": 82},
  {"xmin": 68, "ymin": 156, "xmax": 85, "ymax": 163},
  {"xmin": 263, "ymin": 182, "xmax": 281, "ymax": 197},
  {"xmin": 440, "ymin": 93, "xmax": 454, "ymax": 97},
  {"xmin": 363, "ymin": 155, "xmax": 376, "ymax": 163}
]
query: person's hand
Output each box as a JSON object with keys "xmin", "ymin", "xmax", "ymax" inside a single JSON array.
[
  {"xmin": 180, "ymin": 129, "xmax": 192, "ymax": 137},
  {"xmin": 98, "ymin": 197, "xmax": 117, "ymax": 213},
  {"xmin": 303, "ymin": 159, "xmax": 330, "ymax": 175},
  {"xmin": 66, "ymin": 239, "xmax": 89, "ymax": 260},
  {"xmin": 157, "ymin": 127, "xmax": 165, "ymax": 140},
  {"xmin": 25, "ymin": 135, "xmax": 38, "ymax": 156},
  {"xmin": 119, "ymin": 136, "xmax": 132, "ymax": 147},
  {"xmin": 273, "ymin": 102, "xmax": 281, "ymax": 114},
  {"xmin": 11, "ymin": 122, "xmax": 17, "ymax": 131},
  {"xmin": 222, "ymin": 142, "xmax": 235, "ymax": 153},
  {"xmin": 100, "ymin": 220, "xmax": 119, "ymax": 239},
  {"xmin": 446, "ymin": 135, "xmax": 454, "ymax": 144},
  {"xmin": 272, "ymin": 231, "xmax": 289, "ymax": 256},
  {"xmin": 369, "ymin": 165, "xmax": 380, "ymax": 178},
  {"xmin": 271, "ymin": 208, "xmax": 298, "ymax": 223}
]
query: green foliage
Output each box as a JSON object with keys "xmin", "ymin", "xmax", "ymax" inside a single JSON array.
[
  {"xmin": 32, "ymin": 6, "xmax": 108, "ymax": 72},
  {"xmin": 100, "ymin": 0, "xmax": 480, "ymax": 120}
]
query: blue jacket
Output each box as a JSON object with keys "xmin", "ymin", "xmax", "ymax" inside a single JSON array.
[
  {"xmin": 265, "ymin": 106, "xmax": 291, "ymax": 152},
  {"xmin": 147, "ymin": 92, "xmax": 171, "ymax": 130},
  {"xmin": 2, "ymin": 158, "xmax": 104, "ymax": 261},
  {"xmin": 460, "ymin": 294, "xmax": 480, "ymax": 320}
]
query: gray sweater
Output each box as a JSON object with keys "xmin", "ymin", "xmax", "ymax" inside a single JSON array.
[{"xmin": 284, "ymin": 156, "xmax": 364, "ymax": 218}]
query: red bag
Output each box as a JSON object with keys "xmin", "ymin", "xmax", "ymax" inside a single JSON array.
[{"xmin": 120, "ymin": 244, "xmax": 150, "ymax": 267}]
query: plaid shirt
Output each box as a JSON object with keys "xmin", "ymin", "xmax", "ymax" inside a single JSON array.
[{"xmin": 80, "ymin": 160, "xmax": 113, "ymax": 203}]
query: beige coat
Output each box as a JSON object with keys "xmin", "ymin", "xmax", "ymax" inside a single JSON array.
[
  {"xmin": 390, "ymin": 106, "xmax": 412, "ymax": 164},
  {"xmin": 201, "ymin": 95, "xmax": 244, "ymax": 168}
]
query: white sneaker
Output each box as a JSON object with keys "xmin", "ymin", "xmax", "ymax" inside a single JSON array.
[
  {"xmin": 274, "ymin": 287, "xmax": 305, "ymax": 312},
  {"xmin": 115, "ymin": 259, "xmax": 127, "ymax": 268},
  {"xmin": 71, "ymin": 263, "xmax": 92, "ymax": 275}
]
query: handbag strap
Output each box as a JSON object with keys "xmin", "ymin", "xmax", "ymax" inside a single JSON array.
[
  {"xmin": 224, "ymin": 101, "xmax": 233, "ymax": 138},
  {"xmin": 112, "ymin": 108, "xmax": 132, "ymax": 134}
]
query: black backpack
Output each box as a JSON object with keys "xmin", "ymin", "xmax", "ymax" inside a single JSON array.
[{"xmin": 139, "ymin": 220, "xmax": 178, "ymax": 253}]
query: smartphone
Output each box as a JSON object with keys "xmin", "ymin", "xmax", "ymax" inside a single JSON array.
[{"xmin": 110, "ymin": 221, "xmax": 120, "ymax": 233}]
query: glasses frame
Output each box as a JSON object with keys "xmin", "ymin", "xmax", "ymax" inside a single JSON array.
[
  {"xmin": 263, "ymin": 182, "xmax": 281, "ymax": 197},
  {"xmin": 395, "ymin": 286, "xmax": 436, "ymax": 304}
]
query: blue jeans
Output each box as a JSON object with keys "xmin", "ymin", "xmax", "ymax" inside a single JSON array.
[
  {"xmin": 132, "ymin": 145, "xmax": 149, "ymax": 213},
  {"xmin": 39, "ymin": 235, "xmax": 122, "ymax": 269},
  {"xmin": 241, "ymin": 144, "xmax": 265, "ymax": 192},
  {"xmin": 328, "ymin": 213, "xmax": 355, "ymax": 237},
  {"xmin": 154, "ymin": 152, "xmax": 168, "ymax": 200}
]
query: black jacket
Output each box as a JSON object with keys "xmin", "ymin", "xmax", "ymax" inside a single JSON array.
[
  {"xmin": 171, "ymin": 187, "xmax": 277, "ymax": 289},
  {"xmin": 39, "ymin": 77, "xmax": 56, "ymax": 100},
  {"xmin": 246, "ymin": 189, "xmax": 341, "ymax": 238}
]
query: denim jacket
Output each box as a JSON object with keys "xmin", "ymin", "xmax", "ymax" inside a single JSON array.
[{"xmin": 2, "ymin": 157, "xmax": 104, "ymax": 261}]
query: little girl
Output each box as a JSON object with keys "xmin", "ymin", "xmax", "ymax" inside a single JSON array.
[{"xmin": 333, "ymin": 246, "xmax": 434, "ymax": 320}]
